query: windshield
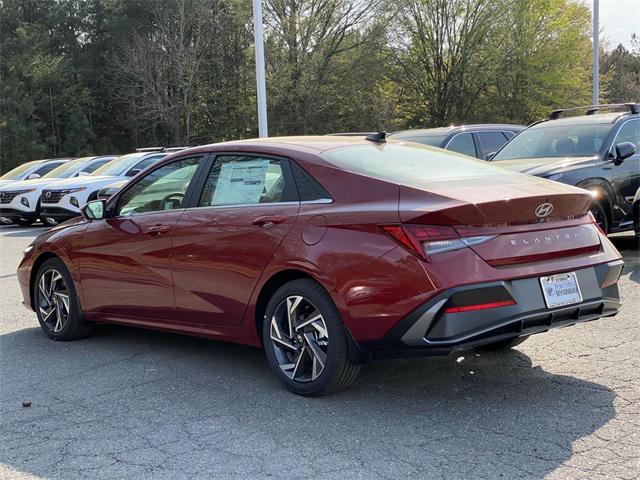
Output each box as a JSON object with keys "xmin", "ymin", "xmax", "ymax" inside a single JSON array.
[
  {"xmin": 92, "ymin": 154, "xmax": 144, "ymax": 176},
  {"xmin": 321, "ymin": 142, "xmax": 522, "ymax": 188},
  {"xmin": 43, "ymin": 157, "xmax": 94, "ymax": 178},
  {"xmin": 493, "ymin": 123, "xmax": 611, "ymax": 160},
  {"xmin": 0, "ymin": 161, "xmax": 41, "ymax": 180}
]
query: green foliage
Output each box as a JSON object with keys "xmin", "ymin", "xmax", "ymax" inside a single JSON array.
[{"xmin": 0, "ymin": 0, "xmax": 637, "ymax": 173}]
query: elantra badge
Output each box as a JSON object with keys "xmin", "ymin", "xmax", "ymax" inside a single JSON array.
[{"xmin": 535, "ymin": 202, "xmax": 553, "ymax": 218}]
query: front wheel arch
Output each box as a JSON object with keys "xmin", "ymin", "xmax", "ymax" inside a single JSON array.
[{"xmin": 29, "ymin": 252, "xmax": 62, "ymax": 310}]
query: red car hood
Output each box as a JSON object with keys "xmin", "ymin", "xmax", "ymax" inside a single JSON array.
[{"xmin": 399, "ymin": 175, "xmax": 592, "ymax": 226}]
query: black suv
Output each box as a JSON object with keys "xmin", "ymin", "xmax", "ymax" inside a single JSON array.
[
  {"xmin": 491, "ymin": 103, "xmax": 640, "ymax": 234},
  {"xmin": 389, "ymin": 124, "xmax": 525, "ymax": 159}
]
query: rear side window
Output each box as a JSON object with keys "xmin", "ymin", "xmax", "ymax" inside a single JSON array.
[
  {"xmin": 199, "ymin": 155, "xmax": 298, "ymax": 207},
  {"xmin": 477, "ymin": 131, "xmax": 509, "ymax": 156},
  {"xmin": 82, "ymin": 159, "xmax": 111, "ymax": 174},
  {"xmin": 446, "ymin": 133, "xmax": 477, "ymax": 157},
  {"xmin": 34, "ymin": 161, "xmax": 64, "ymax": 176},
  {"xmin": 290, "ymin": 162, "xmax": 331, "ymax": 201}
]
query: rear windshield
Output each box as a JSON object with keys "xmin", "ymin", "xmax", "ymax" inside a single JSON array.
[
  {"xmin": 0, "ymin": 161, "xmax": 41, "ymax": 180},
  {"xmin": 320, "ymin": 142, "xmax": 522, "ymax": 187},
  {"xmin": 392, "ymin": 135, "xmax": 446, "ymax": 147},
  {"xmin": 493, "ymin": 123, "xmax": 611, "ymax": 160}
]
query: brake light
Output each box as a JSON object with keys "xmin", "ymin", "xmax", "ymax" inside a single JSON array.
[
  {"xmin": 380, "ymin": 224, "xmax": 495, "ymax": 261},
  {"xmin": 444, "ymin": 299, "xmax": 516, "ymax": 314}
]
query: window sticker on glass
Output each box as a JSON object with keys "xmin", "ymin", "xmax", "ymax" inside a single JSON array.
[{"xmin": 212, "ymin": 159, "xmax": 270, "ymax": 205}]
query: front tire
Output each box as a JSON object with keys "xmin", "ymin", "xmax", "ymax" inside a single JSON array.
[
  {"xmin": 34, "ymin": 258, "xmax": 95, "ymax": 340},
  {"xmin": 262, "ymin": 279, "xmax": 360, "ymax": 396},
  {"xmin": 13, "ymin": 218, "xmax": 35, "ymax": 226},
  {"xmin": 590, "ymin": 200, "xmax": 609, "ymax": 234}
]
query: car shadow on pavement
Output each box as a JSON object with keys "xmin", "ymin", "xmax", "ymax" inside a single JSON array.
[
  {"xmin": 610, "ymin": 234, "xmax": 639, "ymax": 283},
  {"xmin": 1, "ymin": 324, "xmax": 616, "ymax": 479}
]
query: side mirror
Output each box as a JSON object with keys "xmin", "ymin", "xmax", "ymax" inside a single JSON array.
[
  {"xmin": 126, "ymin": 169, "xmax": 141, "ymax": 177},
  {"xmin": 485, "ymin": 151, "xmax": 497, "ymax": 160},
  {"xmin": 81, "ymin": 200, "xmax": 105, "ymax": 221},
  {"xmin": 27, "ymin": 173, "xmax": 41, "ymax": 180},
  {"xmin": 614, "ymin": 142, "xmax": 636, "ymax": 165},
  {"xmin": 76, "ymin": 171, "xmax": 90, "ymax": 177}
]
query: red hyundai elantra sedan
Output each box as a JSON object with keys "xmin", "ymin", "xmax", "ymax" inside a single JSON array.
[{"xmin": 17, "ymin": 136, "xmax": 623, "ymax": 395}]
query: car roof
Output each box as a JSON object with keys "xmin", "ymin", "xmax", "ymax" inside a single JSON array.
[
  {"xmin": 391, "ymin": 124, "xmax": 525, "ymax": 137},
  {"xmin": 530, "ymin": 112, "xmax": 634, "ymax": 128},
  {"xmin": 185, "ymin": 136, "xmax": 369, "ymax": 155}
]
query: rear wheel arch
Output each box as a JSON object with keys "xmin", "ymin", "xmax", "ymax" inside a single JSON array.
[
  {"xmin": 254, "ymin": 269, "xmax": 318, "ymax": 344},
  {"xmin": 577, "ymin": 180, "xmax": 614, "ymax": 223},
  {"xmin": 29, "ymin": 252, "xmax": 62, "ymax": 310}
]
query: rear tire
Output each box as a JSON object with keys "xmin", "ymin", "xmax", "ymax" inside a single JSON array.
[
  {"xmin": 477, "ymin": 336, "xmax": 528, "ymax": 351},
  {"xmin": 34, "ymin": 258, "xmax": 95, "ymax": 341},
  {"xmin": 262, "ymin": 279, "xmax": 360, "ymax": 396},
  {"xmin": 13, "ymin": 218, "xmax": 35, "ymax": 226}
]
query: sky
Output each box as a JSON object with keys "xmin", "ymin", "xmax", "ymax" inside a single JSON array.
[{"xmin": 580, "ymin": 0, "xmax": 639, "ymax": 50}]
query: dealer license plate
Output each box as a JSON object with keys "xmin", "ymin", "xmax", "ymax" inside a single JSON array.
[{"xmin": 539, "ymin": 272, "xmax": 583, "ymax": 308}]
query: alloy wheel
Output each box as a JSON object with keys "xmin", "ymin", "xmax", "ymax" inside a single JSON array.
[
  {"xmin": 37, "ymin": 269, "xmax": 70, "ymax": 333},
  {"xmin": 269, "ymin": 295, "xmax": 329, "ymax": 383}
]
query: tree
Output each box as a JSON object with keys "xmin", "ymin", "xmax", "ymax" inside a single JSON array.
[
  {"xmin": 263, "ymin": 0, "xmax": 391, "ymax": 134},
  {"xmin": 602, "ymin": 37, "xmax": 640, "ymax": 104},
  {"xmin": 391, "ymin": 0, "xmax": 508, "ymax": 127}
]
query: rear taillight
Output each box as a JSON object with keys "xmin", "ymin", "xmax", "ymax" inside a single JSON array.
[{"xmin": 380, "ymin": 224, "xmax": 495, "ymax": 261}]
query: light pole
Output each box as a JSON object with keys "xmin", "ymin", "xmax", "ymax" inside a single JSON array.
[
  {"xmin": 592, "ymin": 0, "xmax": 599, "ymax": 105},
  {"xmin": 253, "ymin": 0, "xmax": 268, "ymax": 137}
]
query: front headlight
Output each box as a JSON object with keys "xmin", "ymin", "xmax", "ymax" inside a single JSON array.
[{"xmin": 67, "ymin": 187, "xmax": 87, "ymax": 194}]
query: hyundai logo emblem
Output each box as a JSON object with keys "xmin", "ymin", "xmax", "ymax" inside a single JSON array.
[
  {"xmin": 535, "ymin": 202, "xmax": 554, "ymax": 218},
  {"xmin": 45, "ymin": 191, "xmax": 52, "ymax": 198}
]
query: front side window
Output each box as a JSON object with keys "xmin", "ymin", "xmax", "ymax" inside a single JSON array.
[
  {"xmin": 613, "ymin": 119, "xmax": 640, "ymax": 152},
  {"xmin": 116, "ymin": 157, "xmax": 201, "ymax": 216},
  {"xmin": 0, "ymin": 161, "xmax": 42, "ymax": 180},
  {"xmin": 127, "ymin": 154, "xmax": 166, "ymax": 176},
  {"xmin": 34, "ymin": 161, "xmax": 65, "ymax": 177},
  {"xmin": 199, "ymin": 155, "xmax": 297, "ymax": 207},
  {"xmin": 446, "ymin": 133, "xmax": 477, "ymax": 157}
]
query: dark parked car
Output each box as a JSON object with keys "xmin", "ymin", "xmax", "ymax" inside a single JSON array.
[
  {"xmin": 491, "ymin": 103, "xmax": 640, "ymax": 234},
  {"xmin": 389, "ymin": 124, "xmax": 525, "ymax": 159},
  {"xmin": 19, "ymin": 136, "xmax": 622, "ymax": 395},
  {"xmin": 633, "ymin": 187, "xmax": 640, "ymax": 241}
]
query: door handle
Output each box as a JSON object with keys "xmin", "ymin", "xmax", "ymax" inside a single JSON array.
[
  {"xmin": 144, "ymin": 224, "xmax": 171, "ymax": 235},
  {"xmin": 252, "ymin": 215, "xmax": 287, "ymax": 227}
]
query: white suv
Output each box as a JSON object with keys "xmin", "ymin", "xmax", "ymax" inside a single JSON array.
[
  {"xmin": 0, "ymin": 158, "xmax": 71, "ymax": 190},
  {"xmin": 0, "ymin": 156, "xmax": 114, "ymax": 226},
  {"xmin": 40, "ymin": 151, "xmax": 170, "ymax": 224}
]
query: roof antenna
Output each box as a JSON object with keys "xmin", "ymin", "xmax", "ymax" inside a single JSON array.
[{"xmin": 365, "ymin": 131, "xmax": 387, "ymax": 143}]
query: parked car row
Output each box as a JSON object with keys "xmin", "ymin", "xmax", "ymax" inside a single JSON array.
[
  {"xmin": 0, "ymin": 148, "xmax": 186, "ymax": 226},
  {"xmin": 2, "ymin": 104, "xmax": 639, "ymax": 237}
]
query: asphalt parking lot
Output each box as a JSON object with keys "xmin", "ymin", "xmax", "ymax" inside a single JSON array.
[{"xmin": 0, "ymin": 225, "xmax": 638, "ymax": 480}]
